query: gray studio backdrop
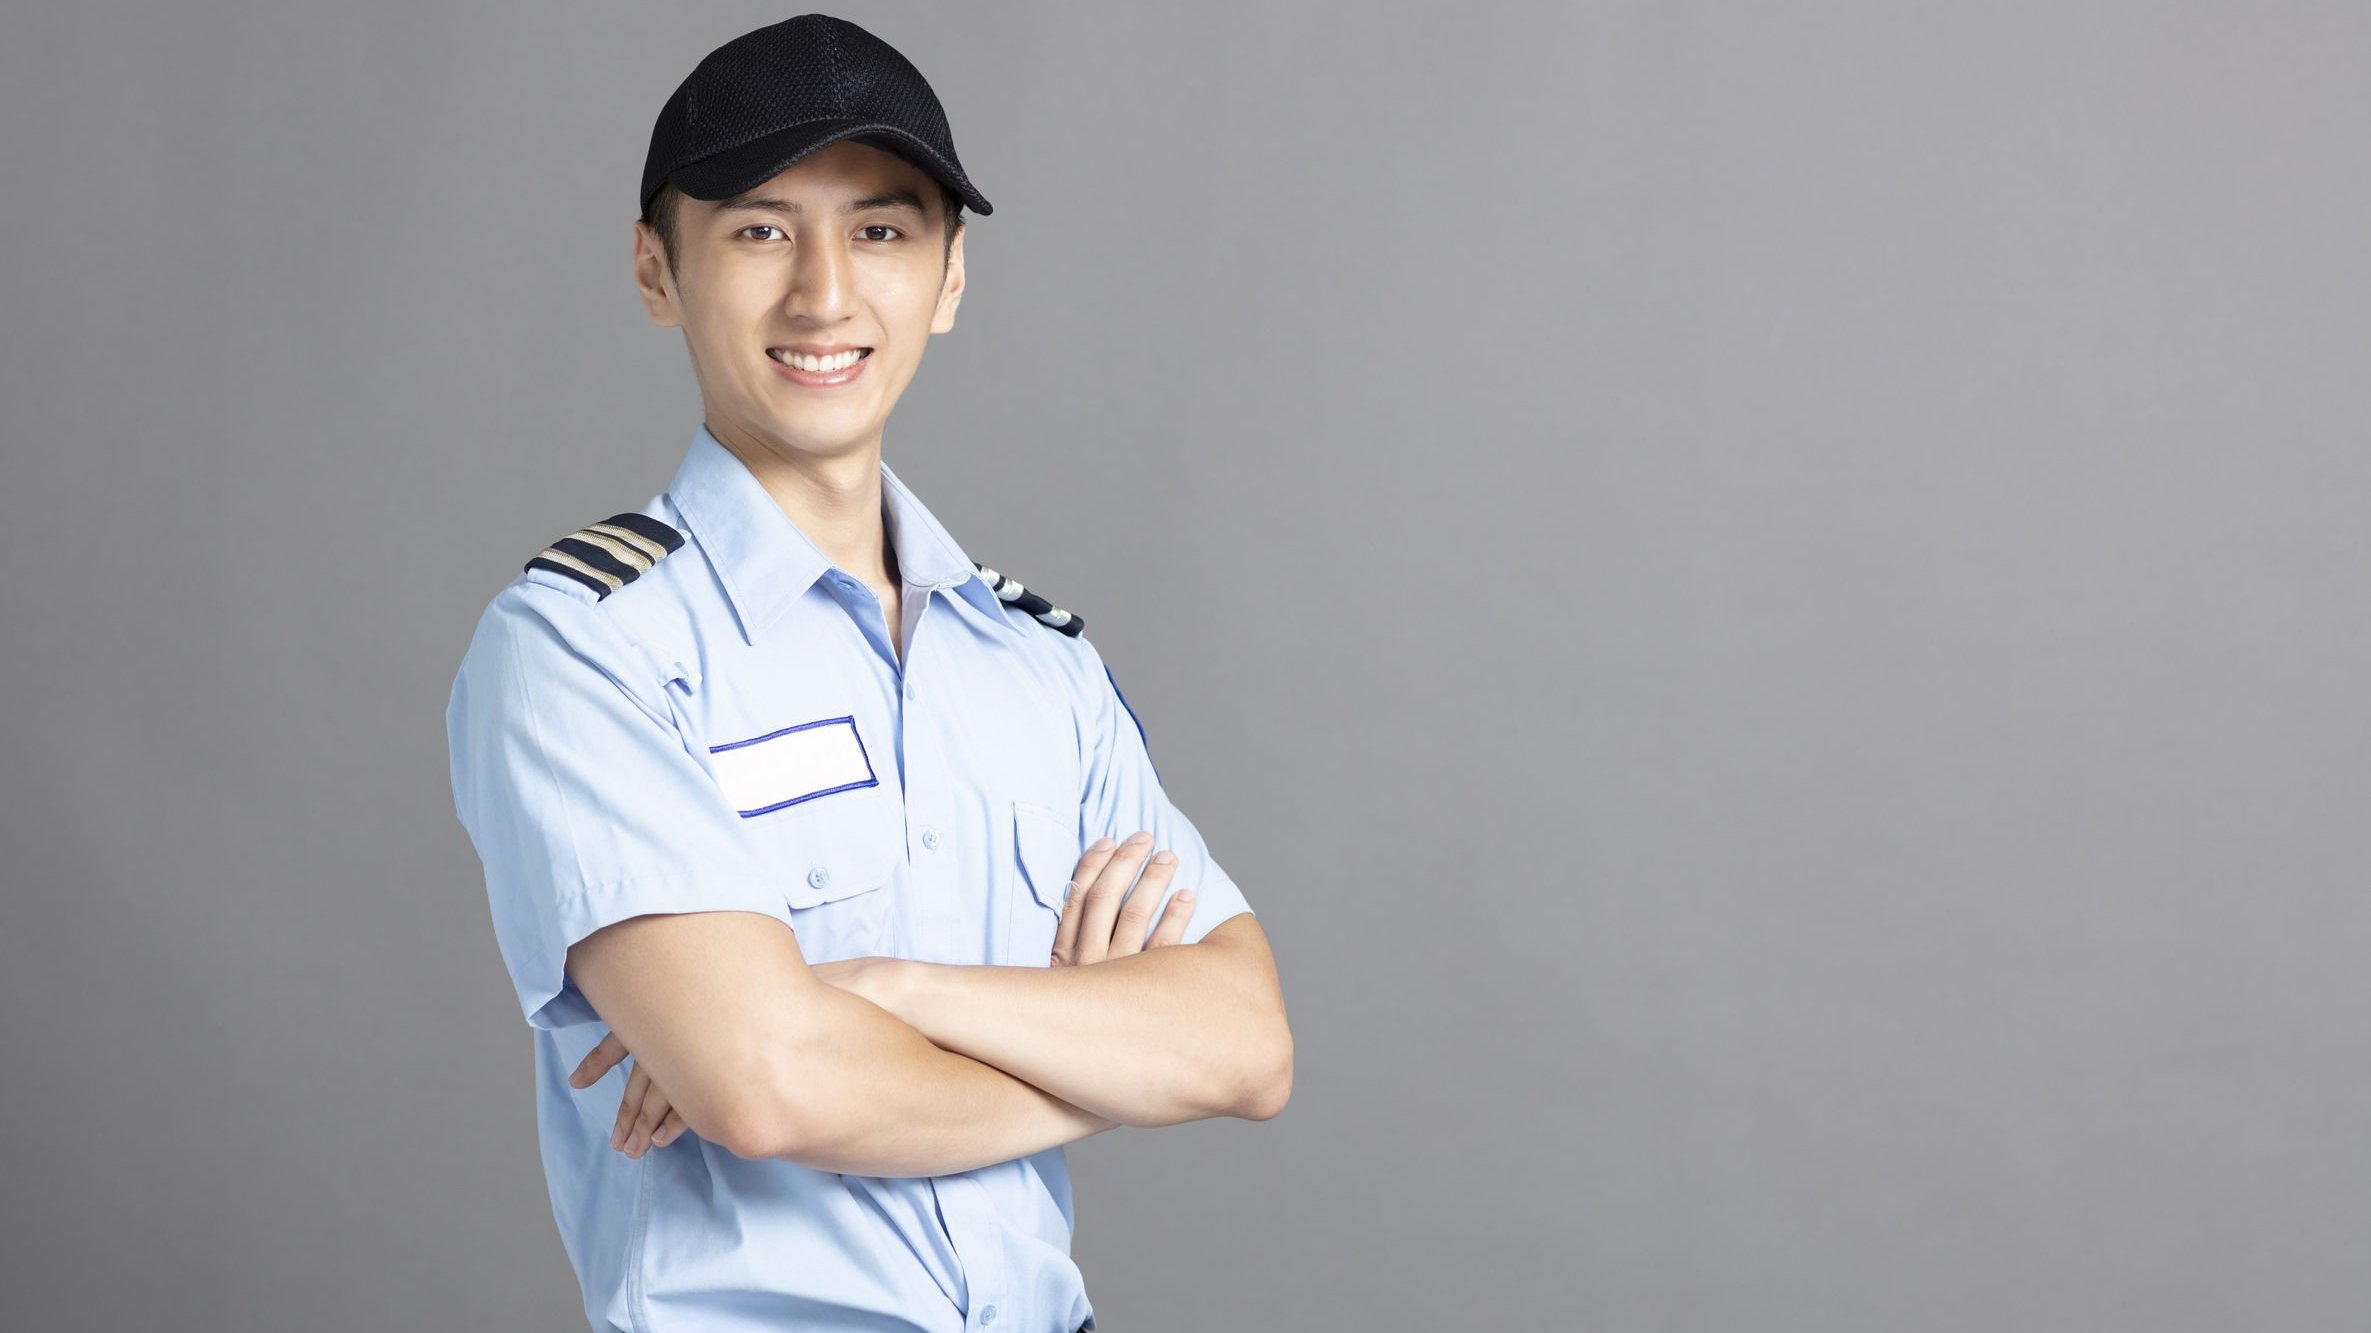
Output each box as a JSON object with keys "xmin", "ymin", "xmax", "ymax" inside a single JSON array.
[{"xmin": 2, "ymin": 2, "xmax": 2364, "ymax": 1330}]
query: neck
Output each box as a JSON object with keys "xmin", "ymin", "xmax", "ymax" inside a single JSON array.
[{"xmin": 705, "ymin": 416, "xmax": 894, "ymax": 587}]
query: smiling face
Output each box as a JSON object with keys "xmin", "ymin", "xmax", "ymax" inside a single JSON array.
[{"xmin": 633, "ymin": 138, "xmax": 966, "ymax": 467}]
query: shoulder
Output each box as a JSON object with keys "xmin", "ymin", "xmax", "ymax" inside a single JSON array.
[
  {"xmin": 973, "ymin": 559, "xmax": 1116, "ymax": 681},
  {"xmin": 974, "ymin": 562, "xmax": 1088, "ymax": 641},
  {"xmin": 970, "ymin": 558, "xmax": 1134, "ymax": 708},
  {"xmin": 454, "ymin": 503, "xmax": 696, "ymax": 703},
  {"xmin": 520, "ymin": 510, "xmax": 690, "ymax": 605}
]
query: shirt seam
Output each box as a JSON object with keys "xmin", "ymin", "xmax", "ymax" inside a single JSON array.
[{"xmin": 628, "ymin": 1149, "xmax": 657, "ymax": 1333}]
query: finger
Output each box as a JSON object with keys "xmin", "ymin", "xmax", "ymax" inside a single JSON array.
[
  {"xmin": 1055, "ymin": 837, "xmax": 1123, "ymax": 966},
  {"xmin": 1051, "ymin": 871, "xmax": 1088, "ymax": 966},
  {"xmin": 654, "ymin": 1109, "xmax": 687, "ymax": 1148},
  {"xmin": 1076, "ymin": 832, "xmax": 1154, "ymax": 965},
  {"xmin": 1106, "ymin": 850, "xmax": 1178, "ymax": 957},
  {"xmin": 612, "ymin": 1063, "xmax": 648, "ymax": 1150},
  {"xmin": 1057, "ymin": 834, "xmax": 1119, "ymax": 958},
  {"xmin": 627, "ymin": 1077, "xmax": 674, "ymax": 1158},
  {"xmin": 1148, "ymin": 887, "xmax": 1196, "ymax": 949},
  {"xmin": 571, "ymin": 1031, "xmax": 628, "ymax": 1089}
]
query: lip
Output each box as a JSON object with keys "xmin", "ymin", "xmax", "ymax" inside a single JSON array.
[{"xmin": 767, "ymin": 346, "xmax": 873, "ymax": 389}]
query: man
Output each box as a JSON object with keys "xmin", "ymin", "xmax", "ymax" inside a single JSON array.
[{"xmin": 443, "ymin": 14, "xmax": 1290, "ymax": 1333}]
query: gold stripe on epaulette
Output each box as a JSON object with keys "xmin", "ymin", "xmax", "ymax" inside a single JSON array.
[
  {"xmin": 535, "ymin": 547, "xmax": 625, "ymax": 590},
  {"xmin": 568, "ymin": 528, "xmax": 655, "ymax": 571},
  {"xmin": 585, "ymin": 522, "xmax": 667, "ymax": 563}
]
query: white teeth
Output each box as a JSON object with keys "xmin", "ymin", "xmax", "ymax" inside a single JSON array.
[{"xmin": 771, "ymin": 348, "xmax": 867, "ymax": 372}]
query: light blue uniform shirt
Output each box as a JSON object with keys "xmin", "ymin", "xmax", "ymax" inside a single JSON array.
[{"xmin": 446, "ymin": 423, "xmax": 1254, "ymax": 1333}]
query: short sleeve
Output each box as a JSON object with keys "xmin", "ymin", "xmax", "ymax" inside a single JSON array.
[
  {"xmin": 1074, "ymin": 638, "xmax": 1254, "ymax": 946},
  {"xmin": 445, "ymin": 581, "xmax": 793, "ymax": 1030}
]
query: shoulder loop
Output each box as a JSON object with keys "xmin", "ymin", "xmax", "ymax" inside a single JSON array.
[
  {"xmin": 524, "ymin": 512, "xmax": 686, "ymax": 601},
  {"xmin": 974, "ymin": 562, "xmax": 1086, "ymax": 637}
]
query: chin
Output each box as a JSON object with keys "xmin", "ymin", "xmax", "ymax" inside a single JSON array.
[{"xmin": 766, "ymin": 418, "xmax": 880, "ymax": 455}]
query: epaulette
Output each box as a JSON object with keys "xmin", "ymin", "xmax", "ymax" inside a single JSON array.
[
  {"xmin": 524, "ymin": 513, "xmax": 686, "ymax": 600},
  {"xmin": 975, "ymin": 563, "xmax": 1085, "ymax": 637}
]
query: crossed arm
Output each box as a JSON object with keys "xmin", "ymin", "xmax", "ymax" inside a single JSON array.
[{"xmin": 565, "ymin": 833, "xmax": 1291, "ymax": 1179}]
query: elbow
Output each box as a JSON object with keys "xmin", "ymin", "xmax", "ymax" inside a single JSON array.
[
  {"xmin": 704, "ymin": 1052, "xmax": 826, "ymax": 1161},
  {"xmin": 710, "ymin": 985, "xmax": 849, "ymax": 1160},
  {"xmin": 715, "ymin": 1101, "xmax": 799, "ymax": 1162},
  {"xmin": 698, "ymin": 1082, "xmax": 801, "ymax": 1161},
  {"xmin": 721, "ymin": 1092, "xmax": 839, "ymax": 1163},
  {"xmin": 1232, "ymin": 1023, "xmax": 1295, "ymax": 1122}
]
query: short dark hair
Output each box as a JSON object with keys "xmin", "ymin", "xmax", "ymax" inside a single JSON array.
[{"xmin": 641, "ymin": 177, "xmax": 964, "ymax": 278}]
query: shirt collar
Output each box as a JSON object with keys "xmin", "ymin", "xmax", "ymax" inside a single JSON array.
[{"xmin": 665, "ymin": 422, "xmax": 1015, "ymax": 645}]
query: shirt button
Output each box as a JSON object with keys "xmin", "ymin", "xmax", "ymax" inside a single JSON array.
[
  {"xmin": 904, "ymin": 677, "xmax": 917, "ymax": 700},
  {"xmin": 807, "ymin": 866, "xmax": 831, "ymax": 889},
  {"xmin": 921, "ymin": 828, "xmax": 941, "ymax": 851},
  {"xmin": 979, "ymin": 1306, "xmax": 996, "ymax": 1326}
]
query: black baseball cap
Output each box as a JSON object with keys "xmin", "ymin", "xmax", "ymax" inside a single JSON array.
[{"xmin": 640, "ymin": 13, "xmax": 993, "ymax": 219}]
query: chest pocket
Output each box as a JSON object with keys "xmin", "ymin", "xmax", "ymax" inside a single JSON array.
[
  {"xmin": 747, "ymin": 781, "xmax": 906, "ymax": 964},
  {"xmin": 1007, "ymin": 799, "xmax": 1082, "ymax": 967}
]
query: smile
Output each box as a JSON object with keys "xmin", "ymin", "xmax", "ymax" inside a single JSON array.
[
  {"xmin": 769, "ymin": 347, "xmax": 870, "ymax": 371},
  {"xmin": 767, "ymin": 346, "xmax": 873, "ymax": 387}
]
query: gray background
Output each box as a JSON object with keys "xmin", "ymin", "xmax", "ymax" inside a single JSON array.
[{"xmin": 2, "ymin": 2, "xmax": 2363, "ymax": 1329}]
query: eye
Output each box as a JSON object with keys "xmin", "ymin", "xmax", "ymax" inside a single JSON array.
[
  {"xmin": 738, "ymin": 224, "xmax": 786, "ymax": 242},
  {"xmin": 858, "ymin": 224, "xmax": 904, "ymax": 243}
]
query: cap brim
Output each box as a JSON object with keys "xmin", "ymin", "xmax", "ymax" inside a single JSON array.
[{"xmin": 666, "ymin": 119, "xmax": 993, "ymax": 217}]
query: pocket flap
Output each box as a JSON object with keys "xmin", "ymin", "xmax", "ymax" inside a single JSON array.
[
  {"xmin": 749, "ymin": 782, "xmax": 904, "ymax": 910},
  {"xmin": 1012, "ymin": 799, "xmax": 1081, "ymax": 911}
]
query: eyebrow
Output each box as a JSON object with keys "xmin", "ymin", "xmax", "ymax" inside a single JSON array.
[{"xmin": 711, "ymin": 189, "xmax": 929, "ymax": 218}]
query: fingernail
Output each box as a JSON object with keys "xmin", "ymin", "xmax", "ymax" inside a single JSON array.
[
  {"xmin": 1178, "ymin": 890, "xmax": 1195, "ymax": 902},
  {"xmin": 1127, "ymin": 830, "xmax": 1153, "ymax": 845},
  {"xmin": 1152, "ymin": 850, "xmax": 1176, "ymax": 865},
  {"xmin": 1089, "ymin": 837, "xmax": 1115, "ymax": 852}
]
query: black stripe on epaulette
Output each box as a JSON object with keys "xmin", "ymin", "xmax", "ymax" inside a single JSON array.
[
  {"xmin": 568, "ymin": 535, "xmax": 653, "ymax": 583},
  {"xmin": 974, "ymin": 563, "xmax": 1086, "ymax": 637},
  {"xmin": 602, "ymin": 512, "xmax": 686, "ymax": 554},
  {"xmin": 523, "ymin": 512, "xmax": 686, "ymax": 600}
]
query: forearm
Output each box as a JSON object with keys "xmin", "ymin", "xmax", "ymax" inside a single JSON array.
[
  {"xmin": 759, "ymin": 979, "xmax": 1118, "ymax": 1177},
  {"xmin": 897, "ymin": 937, "xmax": 1285, "ymax": 1128}
]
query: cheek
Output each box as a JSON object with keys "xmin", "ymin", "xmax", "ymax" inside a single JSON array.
[
  {"xmin": 675, "ymin": 300, "xmax": 742, "ymax": 356},
  {"xmin": 882, "ymin": 296, "xmax": 951, "ymax": 351}
]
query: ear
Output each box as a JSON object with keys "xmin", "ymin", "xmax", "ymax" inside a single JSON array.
[
  {"xmin": 633, "ymin": 218, "xmax": 682, "ymax": 329},
  {"xmin": 930, "ymin": 224, "xmax": 966, "ymax": 334}
]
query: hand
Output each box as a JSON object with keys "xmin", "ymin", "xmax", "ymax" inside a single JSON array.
[
  {"xmin": 1054, "ymin": 831, "xmax": 1197, "ymax": 967},
  {"xmin": 568, "ymin": 1032, "xmax": 683, "ymax": 1158}
]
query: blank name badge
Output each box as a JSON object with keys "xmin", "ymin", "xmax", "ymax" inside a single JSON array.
[{"xmin": 708, "ymin": 715, "xmax": 880, "ymax": 818}]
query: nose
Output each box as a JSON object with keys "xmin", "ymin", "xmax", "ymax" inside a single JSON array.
[{"xmin": 783, "ymin": 228, "xmax": 858, "ymax": 324}]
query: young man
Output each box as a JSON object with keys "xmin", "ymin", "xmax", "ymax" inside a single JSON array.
[{"xmin": 444, "ymin": 14, "xmax": 1290, "ymax": 1333}]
